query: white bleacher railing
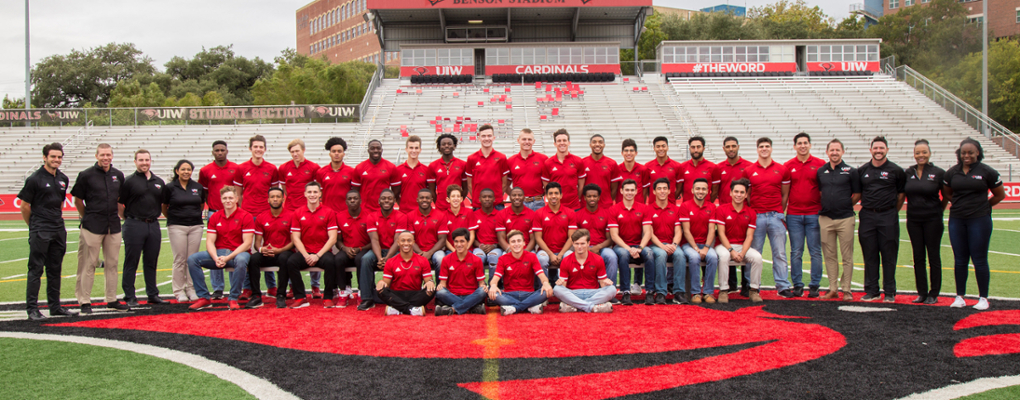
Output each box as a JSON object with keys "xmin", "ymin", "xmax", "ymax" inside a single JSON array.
[{"xmin": 360, "ymin": 64, "xmax": 384, "ymax": 121}]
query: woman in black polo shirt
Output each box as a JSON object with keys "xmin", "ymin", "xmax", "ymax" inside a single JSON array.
[
  {"xmin": 944, "ymin": 139, "xmax": 1005, "ymax": 310},
  {"xmin": 161, "ymin": 160, "xmax": 207, "ymax": 303},
  {"xmin": 904, "ymin": 139, "xmax": 948, "ymax": 304}
]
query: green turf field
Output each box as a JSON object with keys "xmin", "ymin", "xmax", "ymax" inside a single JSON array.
[
  {"xmin": 957, "ymin": 385, "xmax": 1020, "ymax": 400},
  {"xmin": 0, "ymin": 210, "xmax": 1017, "ymax": 304}
]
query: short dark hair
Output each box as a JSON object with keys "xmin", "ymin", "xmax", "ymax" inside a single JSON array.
[
  {"xmin": 325, "ymin": 137, "xmax": 348, "ymax": 151},
  {"xmin": 305, "ymin": 181, "xmax": 321, "ymax": 190},
  {"xmin": 212, "ymin": 140, "xmax": 227, "ymax": 148},
  {"xmin": 688, "ymin": 136, "xmax": 705, "ymax": 147},
  {"xmin": 450, "ymin": 228, "xmax": 470, "ymax": 242},
  {"xmin": 653, "ymin": 177, "xmax": 671, "ymax": 190},
  {"xmin": 249, "ymin": 135, "xmax": 266, "ymax": 148},
  {"xmin": 590, "ymin": 134, "xmax": 604, "ymax": 142},
  {"xmin": 436, "ymin": 133, "xmax": 458, "ymax": 150},
  {"xmin": 653, "ymin": 136, "xmax": 668, "ymax": 146},
  {"xmin": 827, "ymin": 139, "xmax": 844, "ymax": 151},
  {"xmin": 692, "ymin": 178, "xmax": 709, "ymax": 187},
  {"xmin": 955, "ymin": 138, "xmax": 984, "ymax": 165},
  {"xmin": 368, "ymin": 139, "xmax": 382, "ymax": 147},
  {"xmin": 545, "ymin": 182, "xmax": 562, "ymax": 195},
  {"xmin": 582, "ymin": 183, "xmax": 601, "ymax": 196},
  {"xmin": 756, "ymin": 137, "xmax": 772, "ymax": 146},
  {"xmin": 418, "ymin": 187, "xmax": 434, "ymax": 198},
  {"xmin": 622, "ymin": 139, "xmax": 637, "ymax": 152},
  {"xmin": 571, "ymin": 229, "xmax": 590, "ymax": 242},
  {"xmin": 723, "ymin": 136, "xmax": 739, "ymax": 146},
  {"xmin": 42, "ymin": 142, "xmax": 63, "ymax": 157},
  {"xmin": 172, "ymin": 159, "xmax": 194, "ymax": 182},
  {"xmin": 446, "ymin": 184, "xmax": 464, "ymax": 198},
  {"xmin": 914, "ymin": 139, "xmax": 930, "ymax": 147},
  {"xmin": 553, "ymin": 128, "xmax": 569, "ymax": 141},
  {"xmin": 620, "ymin": 179, "xmax": 638, "ymax": 190},
  {"xmin": 268, "ymin": 186, "xmax": 285, "ymax": 196},
  {"xmin": 794, "ymin": 132, "xmax": 811, "ymax": 144},
  {"xmin": 871, "ymin": 136, "xmax": 888, "ymax": 147},
  {"xmin": 730, "ymin": 178, "xmax": 750, "ymax": 192},
  {"xmin": 480, "ymin": 188, "xmax": 495, "ymax": 196},
  {"xmin": 477, "ymin": 124, "xmax": 494, "ymax": 134}
]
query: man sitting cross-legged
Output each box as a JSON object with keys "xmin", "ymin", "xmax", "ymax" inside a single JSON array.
[
  {"xmin": 553, "ymin": 229, "xmax": 616, "ymax": 313},
  {"xmin": 488, "ymin": 229, "xmax": 554, "ymax": 315},
  {"xmin": 435, "ymin": 228, "xmax": 488, "ymax": 315},
  {"xmin": 376, "ymin": 231, "xmax": 436, "ymax": 316}
]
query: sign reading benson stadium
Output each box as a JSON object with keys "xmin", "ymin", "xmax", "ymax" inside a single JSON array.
[{"xmin": 367, "ymin": 0, "xmax": 651, "ymax": 9}]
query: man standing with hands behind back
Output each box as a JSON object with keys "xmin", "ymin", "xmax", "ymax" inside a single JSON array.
[{"xmin": 857, "ymin": 136, "xmax": 906, "ymax": 303}]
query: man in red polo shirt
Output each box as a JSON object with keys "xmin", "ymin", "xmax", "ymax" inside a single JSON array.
[
  {"xmin": 645, "ymin": 136, "xmax": 683, "ymax": 203},
  {"xmin": 235, "ymin": 135, "xmax": 281, "ymax": 216},
  {"xmin": 679, "ymin": 178, "xmax": 719, "ymax": 304},
  {"xmin": 574, "ymin": 184, "xmax": 618, "ymax": 284},
  {"xmin": 435, "ymin": 228, "xmax": 487, "ymax": 315},
  {"xmin": 608, "ymin": 179, "xmax": 654, "ymax": 306},
  {"xmin": 497, "ymin": 187, "xmax": 537, "ymax": 253},
  {"xmin": 353, "ymin": 139, "xmax": 400, "ymax": 213},
  {"xmin": 507, "ymin": 129, "xmax": 548, "ymax": 211},
  {"xmin": 395, "ymin": 136, "xmax": 429, "ymax": 213},
  {"xmin": 199, "ymin": 140, "xmax": 240, "ymax": 298},
  {"xmin": 554, "ymin": 229, "xmax": 616, "ymax": 313},
  {"xmin": 427, "ymin": 134, "xmax": 467, "ymax": 212},
  {"xmin": 335, "ymin": 190, "xmax": 372, "ymax": 308},
  {"xmin": 358, "ymin": 189, "xmax": 408, "ymax": 311},
  {"xmin": 533, "ymin": 182, "xmax": 577, "ymax": 282},
  {"xmin": 745, "ymin": 137, "xmax": 794, "ymax": 298},
  {"xmin": 711, "ymin": 178, "xmax": 764, "ymax": 303},
  {"xmin": 582, "ymin": 134, "xmax": 620, "ymax": 210},
  {"xmin": 489, "ymin": 230, "xmax": 553, "ymax": 315},
  {"xmin": 617, "ymin": 139, "xmax": 651, "ymax": 204},
  {"xmin": 465, "ymin": 125, "xmax": 510, "ymax": 209},
  {"xmin": 377, "ymin": 231, "xmax": 435, "ymax": 316},
  {"xmin": 248, "ymin": 187, "xmax": 294, "ymax": 309},
  {"xmin": 284, "ymin": 182, "xmax": 338, "ymax": 309},
  {"xmin": 472, "ymin": 189, "xmax": 502, "ymax": 277},
  {"xmin": 542, "ymin": 129, "xmax": 586, "ymax": 210},
  {"xmin": 648, "ymin": 178, "xmax": 684, "ymax": 305},
  {"xmin": 279, "ymin": 138, "xmax": 322, "ymax": 295},
  {"xmin": 406, "ymin": 188, "xmax": 449, "ymax": 274},
  {"xmin": 711, "ymin": 136, "xmax": 752, "ymax": 293},
  {"xmin": 187, "ymin": 186, "xmax": 254, "ymax": 311},
  {"xmin": 784, "ymin": 132, "xmax": 826, "ymax": 298},
  {"xmin": 679, "ymin": 136, "xmax": 716, "ymax": 203},
  {"xmin": 443, "ymin": 184, "xmax": 478, "ymax": 253},
  {"xmin": 315, "ymin": 137, "xmax": 354, "ymax": 214}
]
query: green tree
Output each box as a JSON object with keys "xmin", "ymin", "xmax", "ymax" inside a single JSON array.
[
  {"xmin": 867, "ymin": 0, "xmax": 981, "ymax": 76},
  {"xmin": 251, "ymin": 51, "xmax": 375, "ymax": 105},
  {"xmin": 2, "ymin": 95, "xmax": 25, "ymax": 109},
  {"xmin": 108, "ymin": 81, "xmax": 166, "ymax": 108},
  {"xmin": 746, "ymin": 0, "xmax": 837, "ymax": 39},
  {"xmin": 31, "ymin": 43, "xmax": 155, "ymax": 108},
  {"xmin": 940, "ymin": 40, "xmax": 1020, "ymax": 130},
  {"xmin": 201, "ymin": 91, "xmax": 225, "ymax": 107},
  {"xmin": 161, "ymin": 45, "xmax": 273, "ymax": 105}
]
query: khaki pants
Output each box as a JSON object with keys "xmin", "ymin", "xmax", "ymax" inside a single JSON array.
[
  {"xmin": 819, "ymin": 215, "xmax": 855, "ymax": 293},
  {"xmin": 715, "ymin": 244, "xmax": 763, "ymax": 290},
  {"xmin": 168, "ymin": 225, "xmax": 203, "ymax": 297},
  {"xmin": 75, "ymin": 230, "xmax": 121, "ymax": 304}
]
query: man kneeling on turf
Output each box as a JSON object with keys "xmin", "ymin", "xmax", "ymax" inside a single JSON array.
[
  {"xmin": 488, "ymin": 230, "xmax": 553, "ymax": 315},
  {"xmin": 377, "ymin": 231, "xmax": 436, "ymax": 316},
  {"xmin": 188, "ymin": 186, "xmax": 254, "ymax": 311},
  {"xmin": 435, "ymin": 228, "xmax": 487, "ymax": 315},
  {"xmin": 554, "ymin": 229, "xmax": 616, "ymax": 313}
]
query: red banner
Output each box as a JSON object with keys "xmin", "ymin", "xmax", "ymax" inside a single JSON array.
[
  {"xmin": 400, "ymin": 65, "xmax": 476, "ymax": 77},
  {"xmin": 0, "ymin": 194, "xmax": 76, "ymax": 213},
  {"xmin": 369, "ymin": 0, "xmax": 651, "ymax": 10},
  {"xmin": 662, "ymin": 62, "xmax": 797, "ymax": 73},
  {"xmin": 806, "ymin": 61, "xmax": 880, "ymax": 73},
  {"xmin": 484, "ymin": 64, "xmax": 620, "ymax": 75}
]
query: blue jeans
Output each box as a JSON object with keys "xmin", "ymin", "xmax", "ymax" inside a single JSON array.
[
  {"xmin": 358, "ymin": 251, "xmax": 381, "ymax": 302},
  {"xmin": 473, "ymin": 247, "xmax": 504, "ymax": 279},
  {"xmin": 429, "ymin": 250, "xmax": 447, "ymax": 276},
  {"xmin": 188, "ymin": 249, "xmax": 250, "ymax": 301},
  {"xmin": 494, "ymin": 290, "xmax": 547, "ymax": 311},
  {"xmin": 751, "ymin": 211, "xmax": 792, "ymax": 291},
  {"xmin": 524, "ymin": 199, "xmax": 545, "ymax": 211},
  {"xmin": 948, "ymin": 215, "xmax": 993, "ymax": 298},
  {"xmin": 536, "ymin": 250, "xmax": 573, "ymax": 285},
  {"xmin": 596, "ymin": 247, "xmax": 619, "ymax": 284},
  {"xmin": 435, "ymin": 287, "xmax": 487, "ymax": 314},
  {"xmin": 682, "ymin": 244, "xmax": 718, "ymax": 295},
  {"xmin": 613, "ymin": 245, "xmax": 654, "ymax": 293},
  {"xmin": 205, "ymin": 212, "xmax": 278, "ymax": 291},
  {"xmin": 787, "ymin": 214, "xmax": 823, "ymax": 289},
  {"xmin": 650, "ymin": 246, "xmax": 686, "ymax": 295},
  {"xmin": 553, "ymin": 285, "xmax": 618, "ymax": 312}
]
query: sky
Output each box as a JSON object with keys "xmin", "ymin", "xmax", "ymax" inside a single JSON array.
[{"xmin": 0, "ymin": 0, "xmax": 851, "ymax": 102}]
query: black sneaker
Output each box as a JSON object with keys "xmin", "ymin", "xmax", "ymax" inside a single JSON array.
[
  {"xmin": 621, "ymin": 292, "xmax": 633, "ymax": 306},
  {"xmin": 357, "ymin": 300, "xmax": 376, "ymax": 311},
  {"xmin": 108, "ymin": 301, "xmax": 131, "ymax": 312},
  {"xmin": 80, "ymin": 304, "xmax": 93, "ymax": 314},
  {"xmin": 470, "ymin": 304, "xmax": 486, "ymax": 314},
  {"xmin": 792, "ymin": 287, "xmax": 804, "ymax": 297},
  {"xmin": 49, "ymin": 306, "xmax": 79, "ymax": 316},
  {"xmin": 861, "ymin": 293, "xmax": 881, "ymax": 302},
  {"xmin": 28, "ymin": 309, "xmax": 46, "ymax": 320},
  {"xmin": 672, "ymin": 292, "xmax": 689, "ymax": 305},
  {"xmin": 609, "ymin": 297, "xmax": 620, "ymax": 304},
  {"xmin": 644, "ymin": 293, "xmax": 655, "ymax": 305},
  {"xmin": 435, "ymin": 305, "xmax": 454, "ymax": 316},
  {"xmin": 275, "ymin": 296, "xmax": 287, "ymax": 308},
  {"xmin": 655, "ymin": 293, "xmax": 666, "ymax": 305},
  {"xmin": 212, "ymin": 290, "xmax": 224, "ymax": 300},
  {"xmin": 777, "ymin": 289, "xmax": 795, "ymax": 298},
  {"xmin": 125, "ymin": 299, "xmax": 140, "ymax": 308},
  {"xmin": 740, "ymin": 285, "xmax": 750, "ymax": 298},
  {"xmin": 245, "ymin": 297, "xmax": 264, "ymax": 309},
  {"xmin": 808, "ymin": 286, "xmax": 820, "ymax": 298}
]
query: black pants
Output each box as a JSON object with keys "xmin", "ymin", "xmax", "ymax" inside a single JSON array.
[
  {"xmin": 379, "ymin": 287, "xmax": 434, "ymax": 314},
  {"xmin": 284, "ymin": 252, "xmax": 336, "ymax": 299},
  {"xmin": 250, "ymin": 251, "xmax": 294, "ymax": 298},
  {"xmin": 859, "ymin": 209, "xmax": 898, "ymax": 296},
  {"xmin": 336, "ymin": 248, "xmax": 372, "ymax": 292},
  {"xmin": 26, "ymin": 229, "xmax": 66, "ymax": 310},
  {"xmin": 122, "ymin": 218, "xmax": 161, "ymax": 301},
  {"xmin": 906, "ymin": 217, "xmax": 943, "ymax": 298}
]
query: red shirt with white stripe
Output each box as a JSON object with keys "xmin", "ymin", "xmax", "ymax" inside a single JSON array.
[
  {"xmin": 426, "ymin": 157, "xmax": 467, "ymax": 211},
  {"xmin": 254, "ymin": 209, "xmax": 293, "ymax": 249},
  {"xmin": 290, "ymin": 205, "xmax": 338, "ymax": 254},
  {"xmin": 336, "ymin": 209, "xmax": 372, "ymax": 248},
  {"xmin": 439, "ymin": 252, "xmax": 485, "ymax": 295},
  {"xmin": 617, "ymin": 162, "xmax": 651, "ymax": 204},
  {"xmin": 315, "ymin": 163, "xmax": 354, "ymax": 214},
  {"xmin": 608, "ymin": 202, "xmax": 652, "ymax": 247},
  {"xmin": 383, "ymin": 254, "xmax": 433, "ymax": 291},
  {"xmin": 445, "ymin": 206, "xmax": 479, "ymax": 246},
  {"xmin": 582, "ymin": 155, "xmax": 622, "ymax": 209},
  {"xmin": 574, "ymin": 207, "xmax": 612, "ymax": 246},
  {"xmin": 496, "ymin": 207, "xmax": 536, "ymax": 248},
  {"xmin": 745, "ymin": 160, "xmax": 792, "ymax": 214},
  {"xmin": 235, "ymin": 159, "xmax": 280, "ymax": 215},
  {"xmin": 679, "ymin": 159, "xmax": 717, "ymax": 202},
  {"xmin": 645, "ymin": 158, "xmax": 682, "ymax": 203},
  {"xmin": 648, "ymin": 202, "xmax": 681, "ymax": 245},
  {"xmin": 279, "ymin": 159, "xmax": 320, "ymax": 211},
  {"xmin": 678, "ymin": 199, "xmax": 717, "ymax": 245},
  {"xmin": 367, "ymin": 210, "xmax": 408, "ymax": 250},
  {"xmin": 395, "ymin": 161, "xmax": 429, "ymax": 213},
  {"xmin": 473, "ymin": 208, "xmax": 500, "ymax": 245},
  {"xmin": 783, "ymin": 156, "xmax": 826, "ymax": 215},
  {"xmin": 352, "ymin": 158, "xmax": 400, "ymax": 213},
  {"xmin": 407, "ymin": 208, "xmax": 449, "ymax": 251},
  {"xmin": 542, "ymin": 154, "xmax": 587, "ymax": 210},
  {"xmin": 465, "ymin": 149, "xmax": 510, "ymax": 204},
  {"xmin": 559, "ymin": 251, "xmax": 607, "ymax": 290},
  {"xmin": 712, "ymin": 158, "xmax": 752, "ymax": 206},
  {"xmin": 712, "ymin": 203, "xmax": 757, "ymax": 244},
  {"xmin": 494, "ymin": 251, "xmax": 544, "ymax": 292},
  {"xmin": 208, "ymin": 208, "xmax": 254, "ymax": 250},
  {"xmin": 199, "ymin": 161, "xmax": 240, "ymax": 211},
  {"xmin": 507, "ymin": 151, "xmax": 548, "ymax": 198},
  {"xmin": 532, "ymin": 206, "xmax": 577, "ymax": 254}
]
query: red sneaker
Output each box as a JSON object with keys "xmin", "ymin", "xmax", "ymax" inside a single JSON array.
[
  {"xmin": 350, "ymin": 293, "xmax": 361, "ymax": 305},
  {"xmin": 286, "ymin": 290, "xmax": 294, "ymax": 299},
  {"xmin": 336, "ymin": 296, "xmax": 349, "ymax": 308},
  {"xmin": 267, "ymin": 287, "xmax": 278, "ymax": 297},
  {"xmin": 323, "ymin": 299, "xmax": 335, "ymax": 308},
  {"xmin": 188, "ymin": 298, "xmax": 212, "ymax": 311},
  {"xmin": 228, "ymin": 300, "xmax": 241, "ymax": 310},
  {"xmin": 289, "ymin": 298, "xmax": 310, "ymax": 309},
  {"xmin": 311, "ymin": 287, "xmax": 323, "ymax": 299},
  {"xmin": 240, "ymin": 289, "xmax": 252, "ymax": 300}
]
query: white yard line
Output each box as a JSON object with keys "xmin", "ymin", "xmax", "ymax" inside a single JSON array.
[{"xmin": 897, "ymin": 375, "xmax": 1020, "ymax": 400}]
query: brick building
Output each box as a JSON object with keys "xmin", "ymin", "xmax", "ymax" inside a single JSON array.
[
  {"xmin": 296, "ymin": 0, "xmax": 400, "ymax": 65},
  {"xmin": 882, "ymin": 0, "xmax": 1020, "ymax": 38}
]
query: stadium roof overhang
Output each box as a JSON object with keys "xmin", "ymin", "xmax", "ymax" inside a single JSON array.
[{"xmin": 366, "ymin": 0, "xmax": 653, "ymax": 51}]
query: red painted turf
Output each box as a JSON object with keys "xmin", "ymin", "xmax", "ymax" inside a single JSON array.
[{"xmin": 953, "ymin": 310, "xmax": 1020, "ymax": 358}]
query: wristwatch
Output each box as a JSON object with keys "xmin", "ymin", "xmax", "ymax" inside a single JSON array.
[{"xmin": 727, "ymin": 247, "xmax": 734, "ymax": 252}]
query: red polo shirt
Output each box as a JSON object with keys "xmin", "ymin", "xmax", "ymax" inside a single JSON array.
[
  {"xmin": 648, "ymin": 202, "xmax": 681, "ymax": 245},
  {"xmin": 559, "ymin": 251, "xmax": 608, "ymax": 290},
  {"xmin": 494, "ymin": 251, "xmax": 544, "ymax": 292},
  {"xmin": 445, "ymin": 206, "xmax": 479, "ymax": 246},
  {"xmin": 383, "ymin": 254, "xmax": 433, "ymax": 291},
  {"xmin": 367, "ymin": 210, "xmax": 408, "ymax": 250},
  {"xmin": 679, "ymin": 200, "xmax": 717, "ymax": 245},
  {"xmin": 279, "ymin": 159, "xmax": 320, "ymax": 211},
  {"xmin": 712, "ymin": 203, "xmax": 757, "ymax": 244},
  {"xmin": 712, "ymin": 158, "xmax": 752, "ymax": 206},
  {"xmin": 465, "ymin": 149, "xmax": 510, "ymax": 204},
  {"xmin": 200, "ymin": 161, "xmax": 240, "ymax": 211},
  {"xmin": 254, "ymin": 209, "xmax": 293, "ymax": 249},
  {"xmin": 582, "ymin": 155, "xmax": 622, "ymax": 209},
  {"xmin": 315, "ymin": 163, "xmax": 354, "ymax": 214},
  {"xmin": 542, "ymin": 153, "xmax": 587, "ymax": 210},
  {"xmin": 290, "ymin": 204, "xmax": 338, "ymax": 254},
  {"xmin": 473, "ymin": 208, "xmax": 500, "ymax": 245},
  {"xmin": 208, "ymin": 208, "xmax": 254, "ymax": 250},
  {"xmin": 532, "ymin": 206, "xmax": 577, "ymax": 254},
  {"xmin": 745, "ymin": 160, "xmax": 792, "ymax": 214},
  {"xmin": 407, "ymin": 208, "xmax": 449, "ymax": 251},
  {"xmin": 336, "ymin": 209, "xmax": 372, "ymax": 248},
  {"xmin": 507, "ymin": 151, "xmax": 548, "ymax": 197},
  {"xmin": 496, "ymin": 207, "xmax": 536, "ymax": 247},
  {"xmin": 617, "ymin": 162, "xmax": 651, "ymax": 204},
  {"xmin": 679, "ymin": 159, "xmax": 717, "ymax": 202},
  {"xmin": 395, "ymin": 161, "xmax": 430, "ymax": 212},
  {"xmin": 784, "ymin": 156, "xmax": 826, "ymax": 215},
  {"xmin": 645, "ymin": 158, "xmax": 682, "ymax": 203},
  {"xmin": 608, "ymin": 202, "xmax": 652, "ymax": 247},
  {"xmin": 439, "ymin": 252, "xmax": 485, "ymax": 295},
  {"xmin": 353, "ymin": 158, "xmax": 400, "ymax": 213},
  {"xmin": 426, "ymin": 157, "xmax": 467, "ymax": 211},
  {"xmin": 574, "ymin": 207, "xmax": 612, "ymax": 246},
  {"xmin": 234, "ymin": 159, "xmax": 280, "ymax": 215}
]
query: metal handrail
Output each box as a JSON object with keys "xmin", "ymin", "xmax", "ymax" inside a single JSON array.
[
  {"xmin": 14, "ymin": 121, "xmax": 92, "ymax": 190},
  {"xmin": 360, "ymin": 64, "xmax": 384, "ymax": 121}
]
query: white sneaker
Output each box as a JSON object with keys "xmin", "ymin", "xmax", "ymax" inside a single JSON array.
[
  {"xmin": 630, "ymin": 283, "xmax": 642, "ymax": 294},
  {"xmin": 559, "ymin": 303, "xmax": 577, "ymax": 313},
  {"xmin": 528, "ymin": 303, "xmax": 544, "ymax": 314},
  {"xmin": 385, "ymin": 306, "xmax": 400, "ymax": 316},
  {"xmin": 176, "ymin": 295, "xmax": 189, "ymax": 303},
  {"xmin": 973, "ymin": 298, "xmax": 989, "ymax": 311},
  {"xmin": 950, "ymin": 296, "xmax": 966, "ymax": 308},
  {"xmin": 187, "ymin": 292, "xmax": 200, "ymax": 301},
  {"xmin": 410, "ymin": 306, "xmax": 425, "ymax": 316},
  {"xmin": 500, "ymin": 305, "xmax": 516, "ymax": 316},
  {"xmin": 593, "ymin": 303, "xmax": 613, "ymax": 313}
]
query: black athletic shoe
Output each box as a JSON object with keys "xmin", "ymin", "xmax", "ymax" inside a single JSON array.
[
  {"xmin": 672, "ymin": 292, "xmax": 689, "ymax": 305},
  {"xmin": 912, "ymin": 296, "xmax": 926, "ymax": 304},
  {"xmin": 621, "ymin": 292, "xmax": 633, "ymax": 306},
  {"xmin": 861, "ymin": 293, "xmax": 881, "ymax": 302},
  {"xmin": 275, "ymin": 296, "xmax": 287, "ymax": 308},
  {"xmin": 739, "ymin": 285, "xmax": 750, "ymax": 298},
  {"xmin": 212, "ymin": 290, "xmax": 224, "ymax": 300},
  {"xmin": 245, "ymin": 297, "xmax": 264, "ymax": 309},
  {"xmin": 778, "ymin": 289, "xmax": 795, "ymax": 298},
  {"xmin": 470, "ymin": 304, "xmax": 486, "ymax": 315},
  {"xmin": 808, "ymin": 286, "xmax": 820, "ymax": 298},
  {"xmin": 28, "ymin": 309, "xmax": 46, "ymax": 321},
  {"xmin": 923, "ymin": 296, "xmax": 938, "ymax": 305},
  {"xmin": 80, "ymin": 304, "xmax": 93, "ymax": 315},
  {"xmin": 792, "ymin": 287, "xmax": 804, "ymax": 297},
  {"xmin": 644, "ymin": 293, "xmax": 655, "ymax": 305},
  {"xmin": 147, "ymin": 296, "xmax": 167, "ymax": 305},
  {"xmin": 357, "ymin": 300, "xmax": 376, "ymax": 311},
  {"xmin": 108, "ymin": 301, "xmax": 131, "ymax": 312},
  {"xmin": 125, "ymin": 299, "xmax": 140, "ymax": 308},
  {"xmin": 50, "ymin": 306, "xmax": 79, "ymax": 316},
  {"xmin": 655, "ymin": 293, "xmax": 666, "ymax": 305},
  {"xmin": 609, "ymin": 297, "xmax": 620, "ymax": 305}
]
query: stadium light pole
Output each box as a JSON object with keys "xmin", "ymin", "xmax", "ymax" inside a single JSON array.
[
  {"xmin": 981, "ymin": 0, "xmax": 988, "ymax": 136},
  {"xmin": 25, "ymin": 0, "xmax": 31, "ymax": 127}
]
